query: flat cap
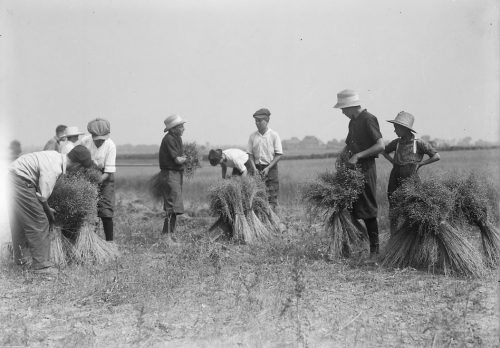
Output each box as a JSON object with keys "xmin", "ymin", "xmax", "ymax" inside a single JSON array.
[{"xmin": 253, "ymin": 108, "xmax": 271, "ymax": 118}]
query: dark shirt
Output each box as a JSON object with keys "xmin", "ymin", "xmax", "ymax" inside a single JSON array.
[
  {"xmin": 345, "ymin": 109, "xmax": 382, "ymax": 160},
  {"xmin": 159, "ymin": 133, "xmax": 184, "ymax": 171},
  {"xmin": 385, "ymin": 136, "xmax": 437, "ymax": 165}
]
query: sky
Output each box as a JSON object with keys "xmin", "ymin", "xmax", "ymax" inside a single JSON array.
[{"xmin": 0, "ymin": 0, "xmax": 499, "ymax": 150}]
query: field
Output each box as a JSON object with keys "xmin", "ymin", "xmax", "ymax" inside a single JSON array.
[{"xmin": 1, "ymin": 149, "xmax": 499, "ymax": 347}]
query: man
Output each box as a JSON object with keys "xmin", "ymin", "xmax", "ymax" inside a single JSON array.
[
  {"xmin": 60, "ymin": 126, "xmax": 85, "ymax": 154},
  {"xmin": 9, "ymin": 145, "xmax": 93, "ymax": 274},
  {"xmin": 334, "ymin": 89, "xmax": 385, "ymax": 260},
  {"xmin": 247, "ymin": 108, "xmax": 283, "ymax": 212},
  {"xmin": 43, "ymin": 125, "xmax": 67, "ymax": 152},
  {"xmin": 208, "ymin": 148, "xmax": 252, "ymax": 178},
  {"xmin": 159, "ymin": 114, "xmax": 187, "ymax": 245}
]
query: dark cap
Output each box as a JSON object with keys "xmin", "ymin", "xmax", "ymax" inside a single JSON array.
[
  {"xmin": 253, "ymin": 108, "xmax": 271, "ymax": 119},
  {"xmin": 67, "ymin": 145, "xmax": 93, "ymax": 168},
  {"xmin": 208, "ymin": 149, "xmax": 223, "ymax": 166}
]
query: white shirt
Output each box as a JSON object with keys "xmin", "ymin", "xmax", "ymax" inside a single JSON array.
[
  {"xmin": 11, "ymin": 151, "xmax": 67, "ymax": 202},
  {"xmin": 223, "ymin": 149, "xmax": 249, "ymax": 172},
  {"xmin": 247, "ymin": 128, "xmax": 283, "ymax": 165},
  {"xmin": 80, "ymin": 135, "xmax": 117, "ymax": 173}
]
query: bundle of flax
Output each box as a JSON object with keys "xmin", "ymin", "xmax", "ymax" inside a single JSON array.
[
  {"xmin": 48, "ymin": 171, "xmax": 118, "ymax": 265},
  {"xmin": 183, "ymin": 141, "xmax": 202, "ymax": 178},
  {"xmin": 301, "ymin": 161, "xmax": 366, "ymax": 258},
  {"xmin": 383, "ymin": 177, "xmax": 485, "ymax": 277},
  {"xmin": 149, "ymin": 142, "xmax": 202, "ymax": 202},
  {"xmin": 73, "ymin": 221, "xmax": 119, "ymax": 264},
  {"xmin": 208, "ymin": 176, "xmax": 276, "ymax": 244},
  {"xmin": 444, "ymin": 172, "xmax": 500, "ymax": 267}
]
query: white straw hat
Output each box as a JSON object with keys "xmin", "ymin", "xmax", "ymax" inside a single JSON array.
[
  {"xmin": 387, "ymin": 111, "xmax": 416, "ymax": 133},
  {"xmin": 333, "ymin": 89, "xmax": 361, "ymax": 109},
  {"xmin": 164, "ymin": 114, "xmax": 186, "ymax": 132},
  {"xmin": 64, "ymin": 126, "xmax": 85, "ymax": 137}
]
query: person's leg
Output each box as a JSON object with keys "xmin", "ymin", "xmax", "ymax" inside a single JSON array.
[
  {"xmin": 363, "ymin": 217, "xmax": 379, "ymax": 254},
  {"xmin": 11, "ymin": 176, "xmax": 51, "ymax": 269},
  {"xmin": 101, "ymin": 217, "xmax": 114, "ymax": 241}
]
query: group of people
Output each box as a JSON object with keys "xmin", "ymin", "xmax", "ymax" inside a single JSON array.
[
  {"xmin": 8, "ymin": 88, "xmax": 440, "ymax": 273},
  {"xmin": 203, "ymin": 89, "xmax": 440, "ymax": 260},
  {"xmin": 9, "ymin": 118, "xmax": 117, "ymax": 274}
]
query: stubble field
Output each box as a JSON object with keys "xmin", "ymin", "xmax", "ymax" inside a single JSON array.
[{"xmin": 1, "ymin": 148, "xmax": 499, "ymax": 347}]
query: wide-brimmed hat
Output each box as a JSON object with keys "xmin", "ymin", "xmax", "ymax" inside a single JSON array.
[
  {"xmin": 164, "ymin": 114, "xmax": 186, "ymax": 132},
  {"xmin": 333, "ymin": 89, "xmax": 361, "ymax": 109},
  {"xmin": 87, "ymin": 118, "xmax": 110, "ymax": 140},
  {"xmin": 253, "ymin": 108, "xmax": 271, "ymax": 119},
  {"xmin": 64, "ymin": 126, "xmax": 85, "ymax": 138},
  {"xmin": 387, "ymin": 111, "xmax": 416, "ymax": 133}
]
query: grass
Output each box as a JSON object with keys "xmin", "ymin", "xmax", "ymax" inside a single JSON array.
[{"xmin": 0, "ymin": 148, "xmax": 499, "ymax": 346}]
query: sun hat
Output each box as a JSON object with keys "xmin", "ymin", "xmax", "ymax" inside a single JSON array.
[
  {"xmin": 164, "ymin": 114, "xmax": 186, "ymax": 132},
  {"xmin": 67, "ymin": 145, "xmax": 93, "ymax": 168},
  {"xmin": 208, "ymin": 149, "xmax": 223, "ymax": 166},
  {"xmin": 64, "ymin": 126, "xmax": 85, "ymax": 138},
  {"xmin": 87, "ymin": 118, "xmax": 111, "ymax": 140},
  {"xmin": 253, "ymin": 108, "xmax": 271, "ymax": 119},
  {"xmin": 387, "ymin": 111, "xmax": 416, "ymax": 133},
  {"xmin": 333, "ymin": 89, "xmax": 361, "ymax": 109}
]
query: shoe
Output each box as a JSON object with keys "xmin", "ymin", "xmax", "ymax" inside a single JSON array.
[{"xmin": 362, "ymin": 252, "xmax": 379, "ymax": 265}]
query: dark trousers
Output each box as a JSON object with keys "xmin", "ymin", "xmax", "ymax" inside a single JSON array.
[{"xmin": 9, "ymin": 175, "xmax": 52, "ymax": 269}]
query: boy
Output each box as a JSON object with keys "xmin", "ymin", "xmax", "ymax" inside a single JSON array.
[
  {"xmin": 383, "ymin": 111, "xmax": 440, "ymax": 233},
  {"xmin": 247, "ymin": 108, "xmax": 283, "ymax": 212},
  {"xmin": 208, "ymin": 148, "xmax": 252, "ymax": 178}
]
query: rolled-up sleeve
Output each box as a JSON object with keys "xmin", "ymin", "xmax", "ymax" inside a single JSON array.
[
  {"xmin": 273, "ymin": 132, "xmax": 283, "ymax": 155},
  {"xmin": 104, "ymin": 142, "xmax": 117, "ymax": 173}
]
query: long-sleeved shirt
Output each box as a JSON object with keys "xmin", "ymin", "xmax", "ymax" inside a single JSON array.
[
  {"xmin": 159, "ymin": 133, "xmax": 184, "ymax": 171},
  {"xmin": 10, "ymin": 151, "xmax": 67, "ymax": 202},
  {"xmin": 223, "ymin": 149, "xmax": 249, "ymax": 172},
  {"xmin": 80, "ymin": 135, "xmax": 117, "ymax": 173}
]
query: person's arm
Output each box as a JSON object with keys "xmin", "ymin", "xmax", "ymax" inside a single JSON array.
[
  {"xmin": 41, "ymin": 200, "xmax": 56, "ymax": 228},
  {"xmin": 221, "ymin": 164, "xmax": 227, "ymax": 179},
  {"xmin": 382, "ymin": 140, "xmax": 397, "ymax": 164},
  {"xmin": 417, "ymin": 153, "xmax": 440, "ymax": 171},
  {"xmin": 349, "ymin": 138, "xmax": 385, "ymax": 164},
  {"xmin": 261, "ymin": 153, "xmax": 282, "ymax": 177},
  {"xmin": 247, "ymin": 136, "xmax": 258, "ymax": 175}
]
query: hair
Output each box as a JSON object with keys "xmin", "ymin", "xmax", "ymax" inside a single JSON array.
[
  {"xmin": 208, "ymin": 149, "xmax": 223, "ymax": 166},
  {"xmin": 55, "ymin": 124, "xmax": 67, "ymax": 135}
]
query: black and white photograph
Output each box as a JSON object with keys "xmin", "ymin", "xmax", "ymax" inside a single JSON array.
[{"xmin": 0, "ymin": 0, "xmax": 499, "ymax": 346}]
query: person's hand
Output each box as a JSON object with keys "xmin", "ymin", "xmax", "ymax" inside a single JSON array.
[
  {"xmin": 260, "ymin": 167, "xmax": 270, "ymax": 178},
  {"xmin": 177, "ymin": 156, "xmax": 187, "ymax": 164},
  {"xmin": 348, "ymin": 153, "xmax": 360, "ymax": 165}
]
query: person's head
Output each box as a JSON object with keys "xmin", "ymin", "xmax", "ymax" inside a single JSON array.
[
  {"xmin": 64, "ymin": 126, "xmax": 85, "ymax": 143},
  {"xmin": 253, "ymin": 108, "xmax": 271, "ymax": 133},
  {"xmin": 9, "ymin": 140, "xmax": 22, "ymax": 161},
  {"xmin": 67, "ymin": 145, "xmax": 93, "ymax": 171},
  {"xmin": 208, "ymin": 149, "xmax": 224, "ymax": 166},
  {"xmin": 55, "ymin": 125, "xmax": 67, "ymax": 140},
  {"xmin": 387, "ymin": 111, "xmax": 416, "ymax": 138},
  {"xmin": 163, "ymin": 114, "xmax": 186, "ymax": 136},
  {"xmin": 87, "ymin": 118, "xmax": 110, "ymax": 148},
  {"xmin": 333, "ymin": 89, "xmax": 362, "ymax": 119}
]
